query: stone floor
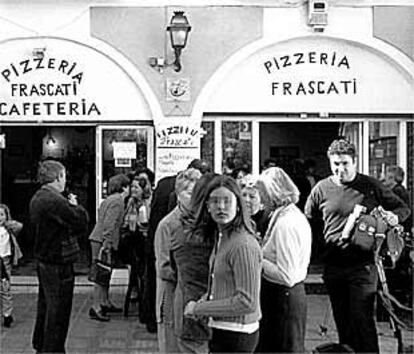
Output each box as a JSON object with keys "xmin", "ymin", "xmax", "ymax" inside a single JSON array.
[{"xmin": 1, "ymin": 283, "xmax": 408, "ymax": 354}]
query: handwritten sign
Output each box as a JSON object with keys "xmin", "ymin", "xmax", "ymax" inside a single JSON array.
[
  {"xmin": 156, "ymin": 124, "xmax": 200, "ymax": 148},
  {"xmin": 155, "ymin": 120, "xmax": 201, "ymax": 180}
]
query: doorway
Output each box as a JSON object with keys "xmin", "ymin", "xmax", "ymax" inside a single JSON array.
[{"xmin": 0, "ymin": 126, "xmax": 96, "ymax": 275}]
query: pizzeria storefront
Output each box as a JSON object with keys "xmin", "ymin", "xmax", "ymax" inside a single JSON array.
[
  {"xmin": 0, "ymin": 37, "xmax": 159, "ymax": 262},
  {"xmin": 0, "ymin": 3, "xmax": 413, "ymax": 270},
  {"xmin": 196, "ymin": 34, "xmax": 414, "ymax": 223}
]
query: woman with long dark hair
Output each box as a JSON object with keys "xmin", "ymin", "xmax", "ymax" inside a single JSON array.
[
  {"xmin": 184, "ymin": 175, "xmax": 262, "ymax": 353},
  {"xmin": 171, "ymin": 172, "xmax": 216, "ymax": 353}
]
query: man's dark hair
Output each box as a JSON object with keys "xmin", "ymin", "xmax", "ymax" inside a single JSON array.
[
  {"xmin": 387, "ymin": 165, "xmax": 405, "ymax": 184},
  {"xmin": 188, "ymin": 159, "xmax": 212, "ymax": 174},
  {"xmin": 327, "ymin": 139, "xmax": 356, "ymax": 160},
  {"xmin": 108, "ymin": 174, "xmax": 130, "ymax": 195},
  {"xmin": 38, "ymin": 160, "xmax": 65, "ymax": 185}
]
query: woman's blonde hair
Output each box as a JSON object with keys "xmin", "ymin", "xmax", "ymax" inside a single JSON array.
[{"xmin": 256, "ymin": 167, "xmax": 300, "ymax": 207}]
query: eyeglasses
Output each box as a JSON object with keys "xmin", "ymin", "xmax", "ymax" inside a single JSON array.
[{"xmin": 207, "ymin": 196, "xmax": 234, "ymax": 207}]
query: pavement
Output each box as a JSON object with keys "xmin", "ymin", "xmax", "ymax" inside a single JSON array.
[{"xmin": 0, "ymin": 271, "xmax": 410, "ymax": 354}]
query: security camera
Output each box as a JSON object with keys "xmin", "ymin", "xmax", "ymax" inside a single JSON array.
[{"xmin": 308, "ymin": 0, "xmax": 328, "ymax": 32}]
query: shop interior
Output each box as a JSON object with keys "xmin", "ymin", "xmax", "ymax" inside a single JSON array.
[{"xmin": 0, "ymin": 126, "xmax": 95, "ymax": 274}]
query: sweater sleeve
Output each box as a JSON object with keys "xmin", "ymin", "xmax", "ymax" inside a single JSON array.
[
  {"xmin": 304, "ymin": 182, "xmax": 323, "ymax": 220},
  {"xmin": 102, "ymin": 200, "xmax": 123, "ymax": 243},
  {"xmin": 193, "ymin": 240, "xmax": 261, "ymax": 317},
  {"xmin": 154, "ymin": 219, "xmax": 177, "ymax": 283}
]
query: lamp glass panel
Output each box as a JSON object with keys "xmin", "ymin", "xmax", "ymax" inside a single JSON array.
[{"xmin": 170, "ymin": 29, "xmax": 188, "ymax": 48}]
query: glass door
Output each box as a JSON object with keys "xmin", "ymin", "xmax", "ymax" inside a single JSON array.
[
  {"xmin": 368, "ymin": 121, "xmax": 400, "ymax": 181},
  {"xmin": 97, "ymin": 125, "xmax": 154, "ymax": 206}
]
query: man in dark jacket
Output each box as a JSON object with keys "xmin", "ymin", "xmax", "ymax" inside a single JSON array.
[{"xmin": 30, "ymin": 160, "xmax": 88, "ymax": 353}]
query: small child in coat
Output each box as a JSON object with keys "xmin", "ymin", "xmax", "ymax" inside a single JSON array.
[{"xmin": 0, "ymin": 203, "xmax": 23, "ymax": 327}]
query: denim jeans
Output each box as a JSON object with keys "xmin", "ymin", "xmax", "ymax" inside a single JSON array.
[
  {"xmin": 323, "ymin": 263, "xmax": 379, "ymax": 353},
  {"xmin": 32, "ymin": 261, "xmax": 75, "ymax": 353},
  {"xmin": 210, "ymin": 329, "xmax": 259, "ymax": 353}
]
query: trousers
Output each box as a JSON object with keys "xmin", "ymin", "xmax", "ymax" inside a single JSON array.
[
  {"xmin": 323, "ymin": 263, "xmax": 379, "ymax": 353},
  {"xmin": 32, "ymin": 261, "xmax": 75, "ymax": 353},
  {"xmin": 257, "ymin": 279, "xmax": 307, "ymax": 353},
  {"xmin": 210, "ymin": 329, "xmax": 259, "ymax": 353}
]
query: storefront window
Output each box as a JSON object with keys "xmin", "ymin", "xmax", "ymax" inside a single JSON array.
[
  {"xmin": 101, "ymin": 128, "xmax": 151, "ymax": 199},
  {"xmin": 369, "ymin": 121, "xmax": 399, "ymax": 180},
  {"xmin": 222, "ymin": 121, "xmax": 252, "ymax": 176},
  {"xmin": 201, "ymin": 121, "xmax": 214, "ymax": 170}
]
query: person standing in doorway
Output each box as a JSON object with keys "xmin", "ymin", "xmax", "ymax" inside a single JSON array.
[
  {"xmin": 304, "ymin": 139, "xmax": 411, "ymax": 353},
  {"xmin": 30, "ymin": 160, "xmax": 88, "ymax": 353},
  {"xmin": 384, "ymin": 165, "xmax": 412, "ymax": 234},
  {"xmin": 383, "ymin": 165, "xmax": 413, "ymax": 307}
]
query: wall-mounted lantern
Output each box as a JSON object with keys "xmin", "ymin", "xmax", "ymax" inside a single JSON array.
[{"xmin": 149, "ymin": 11, "xmax": 191, "ymax": 72}]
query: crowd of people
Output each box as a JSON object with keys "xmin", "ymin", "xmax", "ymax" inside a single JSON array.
[{"xmin": 0, "ymin": 138, "xmax": 412, "ymax": 354}]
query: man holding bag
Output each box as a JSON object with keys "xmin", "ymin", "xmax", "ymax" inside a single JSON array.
[{"xmin": 305, "ymin": 139, "xmax": 410, "ymax": 353}]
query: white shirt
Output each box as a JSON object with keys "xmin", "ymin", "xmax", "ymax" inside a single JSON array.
[
  {"xmin": 0, "ymin": 226, "xmax": 12, "ymax": 258},
  {"xmin": 262, "ymin": 204, "xmax": 312, "ymax": 287}
]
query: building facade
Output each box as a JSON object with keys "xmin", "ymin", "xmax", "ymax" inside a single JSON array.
[{"xmin": 0, "ymin": 1, "xmax": 413, "ymax": 260}]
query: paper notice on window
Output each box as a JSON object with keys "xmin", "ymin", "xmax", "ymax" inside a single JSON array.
[
  {"xmin": 112, "ymin": 142, "xmax": 137, "ymax": 159},
  {"xmin": 115, "ymin": 158, "xmax": 132, "ymax": 168}
]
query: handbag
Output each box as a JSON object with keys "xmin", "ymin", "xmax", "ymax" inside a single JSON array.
[{"xmin": 88, "ymin": 247, "xmax": 112, "ymax": 286}]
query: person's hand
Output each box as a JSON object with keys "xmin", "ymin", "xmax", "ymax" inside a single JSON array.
[
  {"xmin": 327, "ymin": 233, "xmax": 349, "ymax": 249},
  {"xmin": 184, "ymin": 301, "xmax": 197, "ymax": 318},
  {"xmin": 68, "ymin": 193, "xmax": 78, "ymax": 206},
  {"xmin": 4, "ymin": 220, "xmax": 23, "ymax": 234},
  {"xmin": 380, "ymin": 207, "xmax": 398, "ymax": 226},
  {"xmin": 198, "ymin": 293, "xmax": 208, "ymax": 303},
  {"xmin": 102, "ymin": 239, "xmax": 112, "ymax": 252}
]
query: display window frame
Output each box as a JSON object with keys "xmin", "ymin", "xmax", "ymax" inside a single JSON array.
[{"xmin": 96, "ymin": 125, "xmax": 154, "ymax": 210}]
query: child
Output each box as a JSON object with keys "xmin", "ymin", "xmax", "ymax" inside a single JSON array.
[{"xmin": 0, "ymin": 203, "xmax": 23, "ymax": 327}]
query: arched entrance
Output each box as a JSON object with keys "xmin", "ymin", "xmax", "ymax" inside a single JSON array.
[{"xmin": 0, "ymin": 36, "xmax": 160, "ymax": 274}]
